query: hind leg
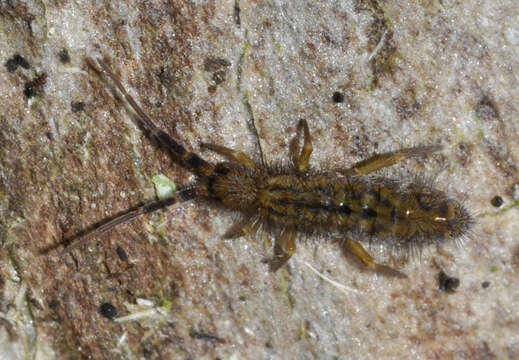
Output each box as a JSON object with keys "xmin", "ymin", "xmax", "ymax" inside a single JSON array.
[
  {"xmin": 223, "ymin": 217, "xmax": 260, "ymax": 239},
  {"xmin": 342, "ymin": 237, "xmax": 407, "ymax": 278},
  {"xmin": 343, "ymin": 145, "xmax": 442, "ymax": 176},
  {"xmin": 270, "ymin": 228, "xmax": 297, "ymax": 272}
]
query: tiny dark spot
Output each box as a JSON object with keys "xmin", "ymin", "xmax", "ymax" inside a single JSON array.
[
  {"xmin": 212, "ymin": 70, "xmax": 227, "ymax": 84},
  {"xmin": 438, "ymin": 270, "xmax": 460, "ymax": 293},
  {"xmin": 48, "ymin": 299, "xmax": 59, "ymax": 309},
  {"xmin": 5, "ymin": 54, "xmax": 30, "ymax": 73},
  {"xmin": 456, "ymin": 142, "xmax": 473, "ymax": 166},
  {"xmin": 362, "ymin": 206, "xmax": 377, "ymax": 219},
  {"xmin": 24, "ymin": 73, "xmax": 47, "ymax": 98},
  {"xmin": 18, "ymin": 55, "xmax": 31, "ymax": 69},
  {"xmin": 45, "ymin": 131, "xmax": 53, "ymax": 141},
  {"xmin": 204, "ymin": 57, "xmax": 231, "ymax": 72},
  {"xmin": 71, "ymin": 101, "xmax": 85, "ymax": 112},
  {"xmin": 5, "ymin": 60, "xmax": 17, "ymax": 73},
  {"xmin": 490, "ymin": 195, "xmax": 503, "ymax": 208},
  {"xmin": 116, "ymin": 246, "xmax": 128, "ymax": 261},
  {"xmin": 234, "ymin": 1, "xmax": 241, "ymax": 26},
  {"xmin": 394, "ymin": 86, "xmax": 421, "ymax": 121},
  {"xmin": 481, "ymin": 281, "xmax": 490, "ymax": 289},
  {"xmin": 475, "ymin": 95, "xmax": 499, "ymax": 122},
  {"xmin": 99, "ymin": 302, "xmax": 117, "ymax": 320},
  {"xmin": 156, "ymin": 65, "xmax": 171, "ymax": 85},
  {"xmin": 323, "ymin": 33, "xmax": 333, "ymax": 44},
  {"xmin": 238, "ymin": 295, "xmax": 246, "ymax": 301},
  {"xmin": 58, "ymin": 48, "xmax": 70, "ymax": 63},
  {"xmin": 208, "ymin": 85, "xmax": 217, "ymax": 94},
  {"xmin": 332, "ymin": 91, "xmax": 344, "ymax": 103},
  {"xmin": 189, "ymin": 329, "xmax": 224, "ymax": 343}
]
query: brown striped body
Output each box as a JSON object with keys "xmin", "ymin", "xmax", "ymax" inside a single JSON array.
[{"xmin": 204, "ymin": 162, "xmax": 472, "ymax": 248}]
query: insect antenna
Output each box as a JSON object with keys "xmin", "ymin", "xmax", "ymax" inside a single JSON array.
[
  {"xmin": 60, "ymin": 186, "xmax": 197, "ymax": 254},
  {"xmin": 242, "ymin": 96, "xmax": 266, "ymax": 167},
  {"xmin": 85, "ymin": 56, "xmax": 214, "ymax": 177}
]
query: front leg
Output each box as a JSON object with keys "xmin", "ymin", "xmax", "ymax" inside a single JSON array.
[
  {"xmin": 200, "ymin": 142, "xmax": 256, "ymax": 168},
  {"xmin": 289, "ymin": 119, "xmax": 313, "ymax": 174}
]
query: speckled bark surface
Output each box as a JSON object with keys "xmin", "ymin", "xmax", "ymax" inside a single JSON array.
[{"xmin": 1, "ymin": 1, "xmax": 518, "ymax": 359}]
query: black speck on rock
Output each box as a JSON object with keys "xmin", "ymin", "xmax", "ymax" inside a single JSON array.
[
  {"xmin": 24, "ymin": 73, "xmax": 47, "ymax": 98},
  {"xmin": 490, "ymin": 195, "xmax": 503, "ymax": 208},
  {"xmin": 71, "ymin": 101, "xmax": 85, "ymax": 112},
  {"xmin": 58, "ymin": 48, "xmax": 70, "ymax": 63},
  {"xmin": 5, "ymin": 54, "xmax": 30, "ymax": 73},
  {"xmin": 438, "ymin": 270, "xmax": 460, "ymax": 293},
  {"xmin": 332, "ymin": 91, "xmax": 344, "ymax": 103},
  {"xmin": 99, "ymin": 302, "xmax": 117, "ymax": 320}
]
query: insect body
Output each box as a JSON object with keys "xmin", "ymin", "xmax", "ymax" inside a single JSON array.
[{"xmin": 66, "ymin": 57, "xmax": 473, "ymax": 278}]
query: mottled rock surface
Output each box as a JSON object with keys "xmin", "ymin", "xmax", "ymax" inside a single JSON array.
[{"xmin": 1, "ymin": 1, "xmax": 518, "ymax": 359}]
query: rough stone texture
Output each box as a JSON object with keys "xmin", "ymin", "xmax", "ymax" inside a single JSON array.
[{"xmin": 1, "ymin": 0, "xmax": 518, "ymax": 359}]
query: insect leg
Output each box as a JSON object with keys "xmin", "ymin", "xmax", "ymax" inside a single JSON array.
[
  {"xmin": 61, "ymin": 187, "xmax": 196, "ymax": 254},
  {"xmin": 343, "ymin": 145, "xmax": 442, "ymax": 176},
  {"xmin": 289, "ymin": 119, "xmax": 313, "ymax": 174},
  {"xmin": 85, "ymin": 57, "xmax": 214, "ymax": 177},
  {"xmin": 342, "ymin": 237, "xmax": 408, "ymax": 278},
  {"xmin": 270, "ymin": 228, "xmax": 297, "ymax": 272},
  {"xmin": 223, "ymin": 216, "xmax": 260, "ymax": 239},
  {"xmin": 200, "ymin": 143, "xmax": 256, "ymax": 168}
]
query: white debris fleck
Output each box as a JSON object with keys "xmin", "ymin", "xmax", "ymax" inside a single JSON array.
[
  {"xmin": 136, "ymin": 298, "xmax": 154, "ymax": 307},
  {"xmin": 114, "ymin": 307, "xmax": 168, "ymax": 323},
  {"xmin": 151, "ymin": 174, "xmax": 176, "ymax": 200}
]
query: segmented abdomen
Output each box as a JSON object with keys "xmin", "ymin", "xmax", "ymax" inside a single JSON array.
[{"xmin": 257, "ymin": 173, "xmax": 471, "ymax": 246}]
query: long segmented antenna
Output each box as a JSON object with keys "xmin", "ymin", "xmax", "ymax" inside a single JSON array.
[
  {"xmin": 61, "ymin": 187, "xmax": 197, "ymax": 254},
  {"xmin": 85, "ymin": 56, "xmax": 214, "ymax": 177}
]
